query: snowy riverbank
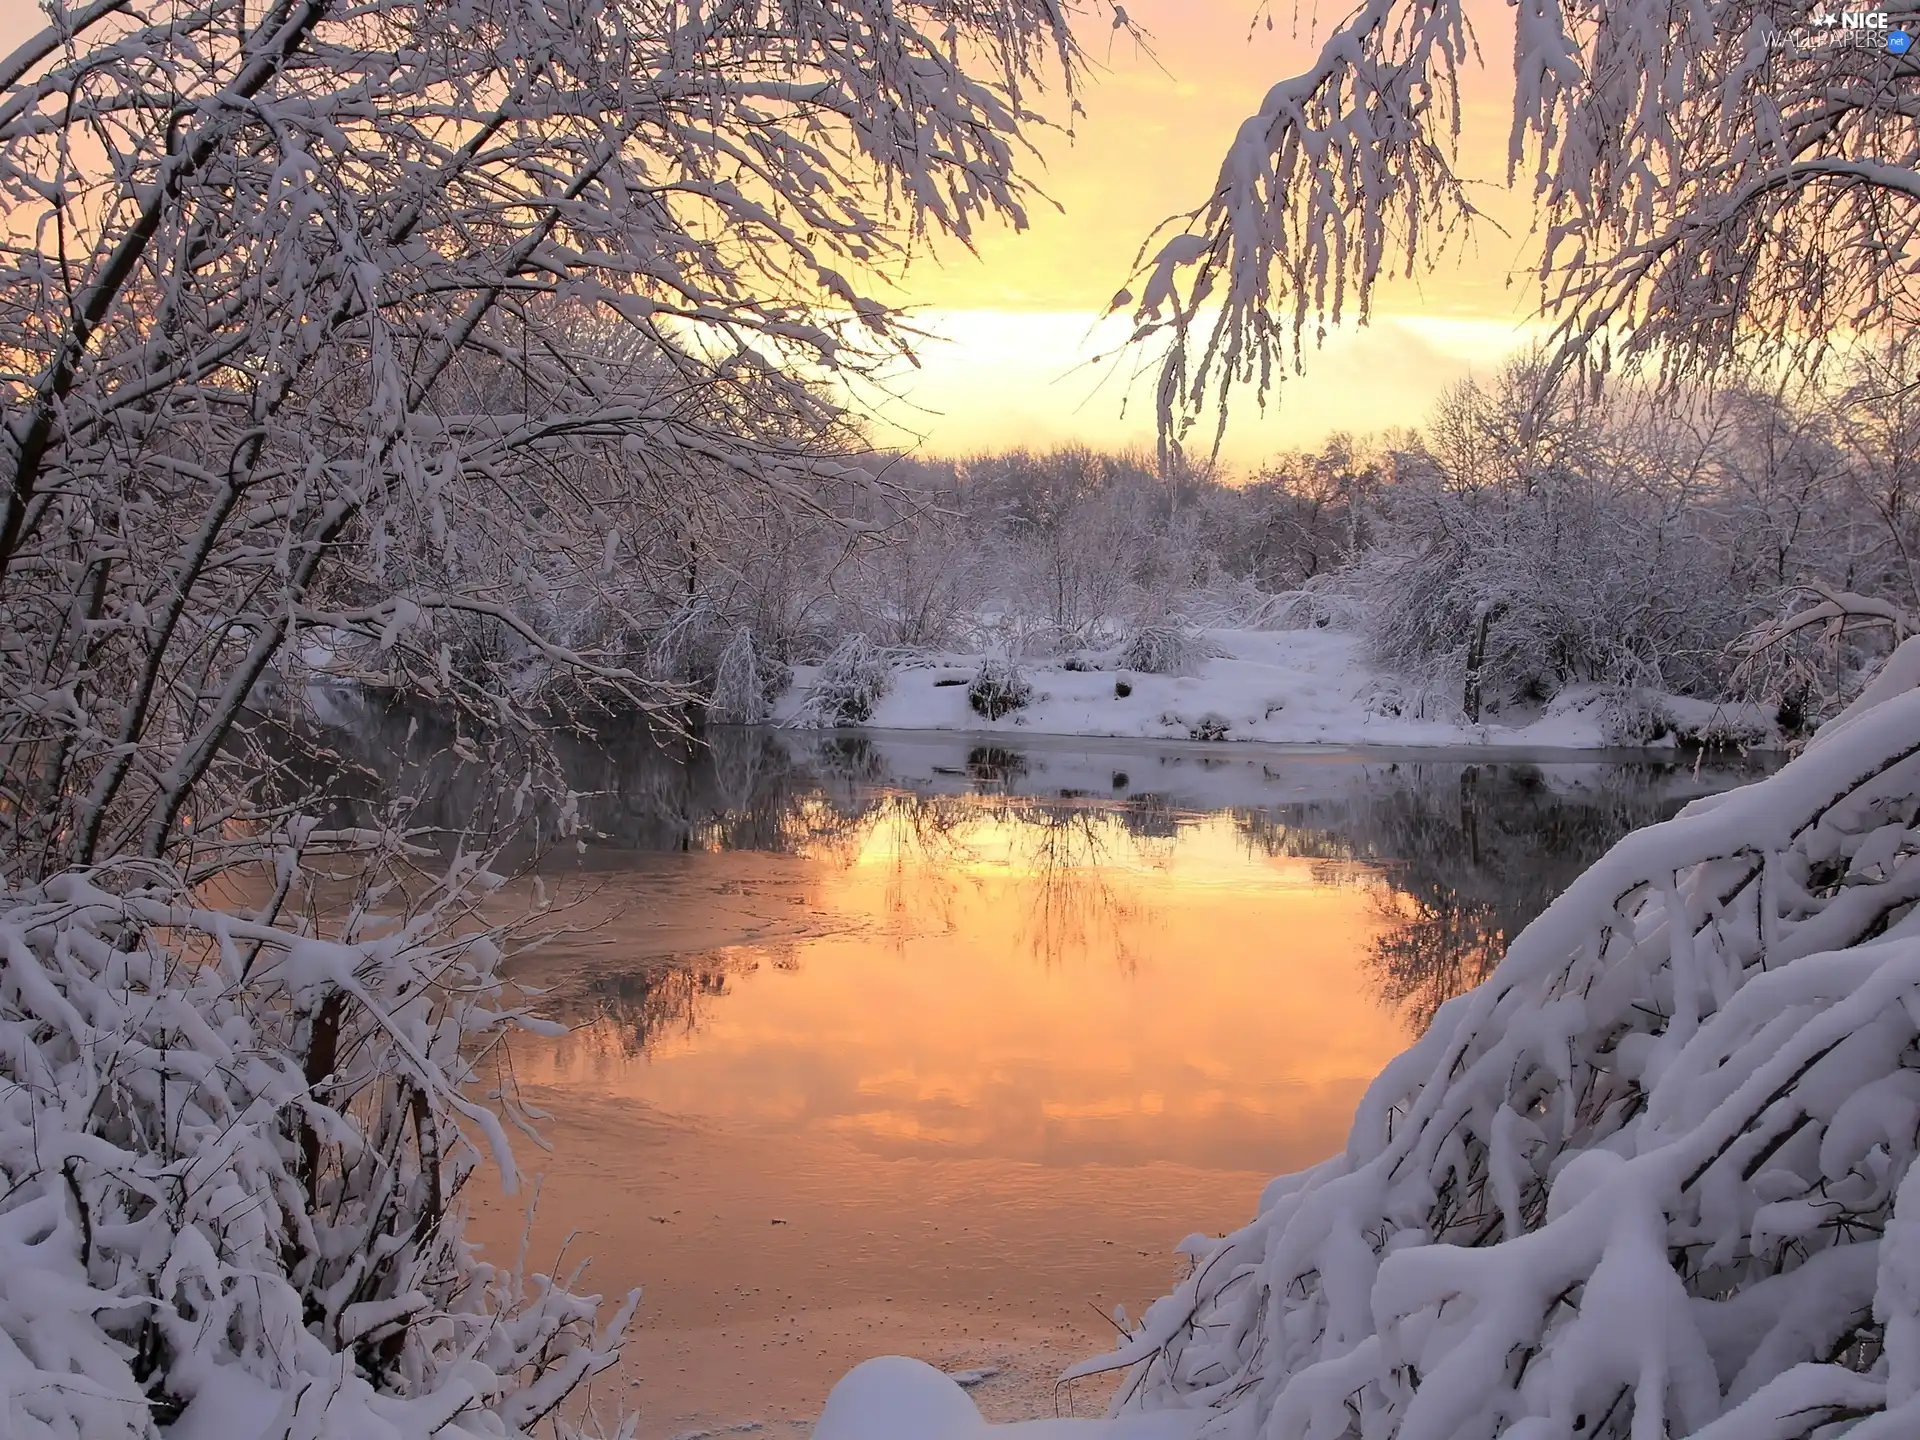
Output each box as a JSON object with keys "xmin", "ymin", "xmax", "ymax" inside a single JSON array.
[{"xmin": 772, "ymin": 628, "xmax": 1782, "ymax": 753}]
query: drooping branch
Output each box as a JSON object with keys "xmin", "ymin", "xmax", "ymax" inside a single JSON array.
[{"xmin": 1135, "ymin": 0, "xmax": 1919, "ymax": 439}]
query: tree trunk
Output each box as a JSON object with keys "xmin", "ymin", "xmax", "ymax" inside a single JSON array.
[{"xmin": 1463, "ymin": 603, "xmax": 1499, "ymax": 723}]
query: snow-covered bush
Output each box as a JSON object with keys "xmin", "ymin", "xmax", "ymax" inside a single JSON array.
[
  {"xmin": 1357, "ymin": 674, "xmax": 1454, "ymax": 724},
  {"xmin": 967, "ymin": 656, "xmax": 1034, "ymax": 720},
  {"xmin": 1589, "ymin": 687, "xmax": 1678, "ymax": 746},
  {"xmin": 1333, "ymin": 366, "xmax": 1783, "ymax": 717},
  {"xmin": 1080, "ymin": 642, "xmax": 1920, "ymax": 1439},
  {"xmin": 799, "ymin": 636, "xmax": 893, "ymax": 726},
  {"xmin": 1267, "ymin": 578, "xmax": 1370, "ymax": 634},
  {"xmin": 1119, "ymin": 622, "xmax": 1222, "ymax": 677},
  {"xmin": 1187, "ymin": 713, "xmax": 1231, "ymax": 742},
  {"xmin": 710, "ymin": 627, "xmax": 783, "ymax": 725},
  {"xmin": 0, "ymin": 857, "xmax": 633, "ymax": 1439}
]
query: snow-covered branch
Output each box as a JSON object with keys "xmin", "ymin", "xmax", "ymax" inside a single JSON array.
[
  {"xmin": 0, "ymin": 0, "xmax": 1099, "ymax": 876},
  {"xmin": 1138, "ymin": 0, "xmax": 1919, "ymax": 439},
  {"xmin": 0, "ymin": 4, "xmax": 1108, "ymax": 1433},
  {"xmin": 1740, "ymin": 581, "xmax": 1916, "ymax": 653},
  {"xmin": 0, "ymin": 858, "xmax": 633, "ymax": 1438}
]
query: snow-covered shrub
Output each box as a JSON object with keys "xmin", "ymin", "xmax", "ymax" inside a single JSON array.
[
  {"xmin": 1119, "ymin": 622, "xmax": 1222, "ymax": 676},
  {"xmin": 1180, "ymin": 575, "xmax": 1294, "ymax": 630},
  {"xmin": 710, "ymin": 627, "xmax": 780, "ymax": 725},
  {"xmin": 1321, "ymin": 362, "xmax": 1845, "ymax": 719},
  {"xmin": 967, "ymin": 656, "xmax": 1034, "ymax": 720},
  {"xmin": 1188, "ymin": 713, "xmax": 1231, "ymax": 742},
  {"xmin": 1268, "ymin": 578, "xmax": 1370, "ymax": 633},
  {"xmin": 1080, "ymin": 640, "xmax": 1920, "ymax": 1439},
  {"xmin": 1359, "ymin": 673, "xmax": 1455, "ymax": 722},
  {"xmin": 1593, "ymin": 686, "xmax": 1678, "ymax": 746},
  {"xmin": 0, "ymin": 858, "xmax": 633, "ymax": 1439},
  {"xmin": 799, "ymin": 636, "xmax": 892, "ymax": 726}
]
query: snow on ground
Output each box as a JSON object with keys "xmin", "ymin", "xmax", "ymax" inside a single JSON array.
[
  {"xmin": 813, "ymin": 1359, "xmax": 1196, "ymax": 1440},
  {"xmin": 772, "ymin": 628, "xmax": 1778, "ymax": 752}
]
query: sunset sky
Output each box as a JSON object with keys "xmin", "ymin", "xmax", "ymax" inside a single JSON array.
[
  {"xmin": 0, "ymin": 0, "xmax": 1546, "ymax": 470},
  {"xmin": 866, "ymin": 0, "xmax": 1545, "ymax": 468}
]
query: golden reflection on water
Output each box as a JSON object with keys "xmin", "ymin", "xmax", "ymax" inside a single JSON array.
[
  {"xmin": 510, "ymin": 801, "xmax": 1404, "ymax": 1178},
  {"xmin": 456, "ymin": 765, "xmax": 1742, "ymax": 1436}
]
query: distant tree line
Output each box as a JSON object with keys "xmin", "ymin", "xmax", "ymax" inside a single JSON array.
[{"xmin": 437, "ymin": 343, "xmax": 1914, "ymax": 733}]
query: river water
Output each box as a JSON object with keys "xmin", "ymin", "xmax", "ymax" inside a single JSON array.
[{"xmin": 306, "ymin": 716, "xmax": 1770, "ymax": 1437}]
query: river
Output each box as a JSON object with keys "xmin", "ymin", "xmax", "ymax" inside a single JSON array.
[{"xmin": 298, "ymin": 712, "xmax": 1771, "ymax": 1437}]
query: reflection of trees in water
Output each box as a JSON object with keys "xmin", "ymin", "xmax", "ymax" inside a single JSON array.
[
  {"xmin": 585, "ymin": 956, "xmax": 736, "ymax": 1055},
  {"xmin": 283, "ymin": 706, "xmax": 1764, "ymax": 1038},
  {"xmin": 1116, "ymin": 792, "xmax": 1183, "ymax": 841},
  {"xmin": 1233, "ymin": 763, "xmax": 1748, "ymax": 1027},
  {"xmin": 275, "ymin": 700, "xmax": 873, "ymax": 857},
  {"xmin": 1370, "ymin": 884, "xmax": 1507, "ymax": 1030},
  {"xmin": 998, "ymin": 798, "xmax": 1146, "ymax": 973},
  {"xmin": 573, "ymin": 945, "xmax": 798, "ymax": 1056},
  {"xmin": 840, "ymin": 787, "xmax": 1148, "ymax": 970}
]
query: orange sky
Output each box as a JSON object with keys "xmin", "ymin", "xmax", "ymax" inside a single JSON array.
[{"xmin": 863, "ymin": 0, "xmax": 1546, "ymax": 467}]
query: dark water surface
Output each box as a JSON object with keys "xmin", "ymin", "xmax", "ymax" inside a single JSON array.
[{"xmin": 301, "ymin": 710, "xmax": 1772, "ymax": 1436}]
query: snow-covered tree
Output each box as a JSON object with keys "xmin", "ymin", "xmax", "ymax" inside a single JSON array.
[
  {"xmin": 1365, "ymin": 361, "xmax": 1795, "ymax": 712},
  {"xmin": 1130, "ymin": 0, "xmax": 1918, "ymax": 440},
  {"xmin": 0, "ymin": 0, "xmax": 1097, "ymax": 875},
  {"xmin": 710, "ymin": 627, "xmax": 772, "ymax": 725},
  {"xmin": 1043, "ymin": 14, "xmax": 1920, "ymax": 1438}
]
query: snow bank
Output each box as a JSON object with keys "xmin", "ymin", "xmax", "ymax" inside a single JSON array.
[
  {"xmin": 815, "ymin": 1358, "xmax": 1196, "ymax": 1440},
  {"xmin": 0, "ymin": 864, "xmax": 632, "ymax": 1439},
  {"xmin": 774, "ymin": 630, "xmax": 1781, "ymax": 752}
]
